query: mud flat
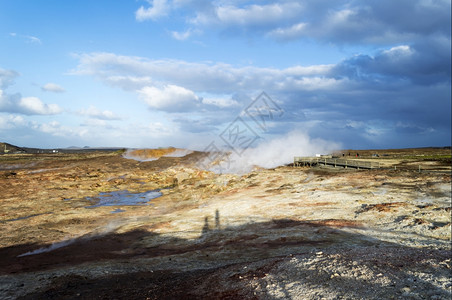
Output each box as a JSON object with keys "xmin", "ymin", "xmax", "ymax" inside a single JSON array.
[{"xmin": 0, "ymin": 150, "xmax": 450, "ymax": 299}]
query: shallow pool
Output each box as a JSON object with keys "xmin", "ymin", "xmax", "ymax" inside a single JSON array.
[{"xmin": 85, "ymin": 189, "xmax": 162, "ymax": 208}]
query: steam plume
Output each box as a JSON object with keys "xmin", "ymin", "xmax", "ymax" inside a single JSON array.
[{"xmin": 200, "ymin": 130, "xmax": 340, "ymax": 174}]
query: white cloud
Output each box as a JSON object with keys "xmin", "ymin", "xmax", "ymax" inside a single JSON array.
[
  {"xmin": 80, "ymin": 118, "xmax": 111, "ymax": 128},
  {"xmin": 25, "ymin": 35, "xmax": 42, "ymax": 44},
  {"xmin": 0, "ymin": 68, "xmax": 62, "ymax": 115},
  {"xmin": 1, "ymin": 90, "xmax": 62, "ymax": 115},
  {"xmin": 145, "ymin": 121, "xmax": 174, "ymax": 136},
  {"xmin": 141, "ymin": 0, "xmax": 450, "ymax": 46},
  {"xmin": 72, "ymin": 52, "xmax": 336, "ymax": 95},
  {"xmin": 382, "ymin": 45, "xmax": 414, "ymax": 57},
  {"xmin": 284, "ymin": 65, "xmax": 335, "ymax": 76},
  {"xmin": 32, "ymin": 120, "xmax": 62, "ymax": 134},
  {"xmin": 268, "ymin": 22, "xmax": 307, "ymax": 40},
  {"xmin": 202, "ymin": 97, "xmax": 239, "ymax": 108},
  {"xmin": 42, "ymin": 83, "xmax": 65, "ymax": 93},
  {"xmin": 30, "ymin": 120, "xmax": 89, "ymax": 138},
  {"xmin": 18, "ymin": 97, "xmax": 62, "ymax": 115},
  {"xmin": 215, "ymin": 2, "xmax": 302, "ymax": 26},
  {"xmin": 190, "ymin": 2, "xmax": 303, "ymax": 27},
  {"xmin": 0, "ymin": 68, "xmax": 19, "ymax": 89},
  {"xmin": 0, "ymin": 114, "xmax": 25, "ymax": 130},
  {"xmin": 138, "ymin": 84, "xmax": 200, "ymax": 112},
  {"xmin": 171, "ymin": 29, "xmax": 193, "ymax": 41},
  {"xmin": 104, "ymin": 75, "xmax": 154, "ymax": 90},
  {"xmin": 9, "ymin": 33, "xmax": 42, "ymax": 44},
  {"xmin": 136, "ymin": 0, "xmax": 169, "ymax": 21},
  {"xmin": 72, "ymin": 48, "xmax": 450, "ymax": 149},
  {"xmin": 78, "ymin": 105, "xmax": 121, "ymax": 120}
]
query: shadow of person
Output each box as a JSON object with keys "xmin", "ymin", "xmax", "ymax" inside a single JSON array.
[
  {"xmin": 215, "ymin": 209, "xmax": 220, "ymax": 230},
  {"xmin": 201, "ymin": 216, "xmax": 210, "ymax": 238},
  {"xmin": 3, "ymin": 218, "xmax": 450, "ymax": 299}
]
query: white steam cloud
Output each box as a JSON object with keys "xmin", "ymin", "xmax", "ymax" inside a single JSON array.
[
  {"xmin": 201, "ymin": 130, "xmax": 341, "ymax": 174},
  {"xmin": 18, "ymin": 239, "xmax": 77, "ymax": 257},
  {"xmin": 122, "ymin": 148, "xmax": 193, "ymax": 162},
  {"xmin": 17, "ymin": 219, "xmax": 130, "ymax": 257}
]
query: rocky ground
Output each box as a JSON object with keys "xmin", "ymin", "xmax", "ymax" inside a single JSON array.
[{"xmin": 0, "ymin": 149, "xmax": 450, "ymax": 299}]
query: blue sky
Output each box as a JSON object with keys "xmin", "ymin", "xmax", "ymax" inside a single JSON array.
[{"xmin": 0, "ymin": 0, "xmax": 450, "ymax": 150}]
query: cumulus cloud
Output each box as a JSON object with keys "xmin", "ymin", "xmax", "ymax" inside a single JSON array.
[
  {"xmin": 171, "ymin": 29, "xmax": 193, "ymax": 41},
  {"xmin": 80, "ymin": 118, "xmax": 118, "ymax": 129},
  {"xmin": 0, "ymin": 91, "xmax": 62, "ymax": 115},
  {"xmin": 78, "ymin": 105, "xmax": 121, "ymax": 120},
  {"xmin": 72, "ymin": 48, "xmax": 450, "ymax": 144},
  {"xmin": 0, "ymin": 68, "xmax": 19, "ymax": 89},
  {"xmin": 16, "ymin": 97, "xmax": 62, "ymax": 115},
  {"xmin": 202, "ymin": 97, "xmax": 240, "ymax": 108},
  {"xmin": 42, "ymin": 83, "xmax": 65, "ymax": 93},
  {"xmin": 72, "ymin": 52, "xmax": 336, "ymax": 94},
  {"xmin": 333, "ymin": 40, "xmax": 451, "ymax": 85},
  {"xmin": 136, "ymin": 0, "xmax": 170, "ymax": 21},
  {"xmin": 103, "ymin": 75, "xmax": 154, "ymax": 91},
  {"xmin": 0, "ymin": 68, "xmax": 62, "ymax": 115},
  {"xmin": 31, "ymin": 120, "xmax": 63, "ymax": 135},
  {"xmin": 211, "ymin": 2, "xmax": 303, "ymax": 27},
  {"xmin": 135, "ymin": 0, "xmax": 450, "ymax": 44},
  {"xmin": 138, "ymin": 84, "xmax": 200, "ymax": 112},
  {"xmin": 0, "ymin": 114, "xmax": 25, "ymax": 130},
  {"xmin": 268, "ymin": 22, "xmax": 307, "ymax": 40},
  {"xmin": 73, "ymin": 12, "xmax": 450, "ymax": 148}
]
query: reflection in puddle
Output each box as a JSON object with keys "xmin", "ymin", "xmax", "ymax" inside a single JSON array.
[
  {"xmin": 85, "ymin": 189, "xmax": 162, "ymax": 208},
  {"xmin": 111, "ymin": 208, "xmax": 126, "ymax": 214}
]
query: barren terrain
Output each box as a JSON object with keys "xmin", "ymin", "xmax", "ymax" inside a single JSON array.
[{"xmin": 0, "ymin": 148, "xmax": 450, "ymax": 299}]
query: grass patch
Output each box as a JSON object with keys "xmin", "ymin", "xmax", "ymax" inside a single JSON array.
[{"xmin": 397, "ymin": 154, "xmax": 451, "ymax": 161}]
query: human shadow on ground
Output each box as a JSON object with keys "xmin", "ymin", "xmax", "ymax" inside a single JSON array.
[{"xmin": 0, "ymin": 213, "xmax": 450, "ymax": 299}]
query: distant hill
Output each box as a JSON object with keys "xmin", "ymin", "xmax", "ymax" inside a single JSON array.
[
  {"xmin": 0, "ymin": 142, "xmax": 26, "ymax": 154},
  {"xmin": 0, "ymin": 142, "xmax": 124, "ymax": 154}
]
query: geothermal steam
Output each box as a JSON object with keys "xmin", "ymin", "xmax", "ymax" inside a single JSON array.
[
  {"xmin": 123, "ymin": 147, "xmax": 193, "ymax": 162},
  {"xmin": 201, "ymin": 130, "xmax": 340, "ymax": 174}
]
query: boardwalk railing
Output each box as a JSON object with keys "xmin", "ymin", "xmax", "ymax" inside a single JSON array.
[{"xmin": 294, "ymin": 157, "xmax": 380, "ymax": 170}]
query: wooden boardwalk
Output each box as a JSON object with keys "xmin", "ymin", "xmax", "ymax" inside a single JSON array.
[{"xmin": 294, "ymin": 157, "xmax": 380, "ymax": 170}]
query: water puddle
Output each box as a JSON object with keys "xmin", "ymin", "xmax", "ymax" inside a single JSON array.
[{"xmin": 85, "ymin": 189, "xmax": 162, "ymax": 208}]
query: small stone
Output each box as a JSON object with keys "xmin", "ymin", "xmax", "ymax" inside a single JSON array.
[
  {"xmin": 376, "ymin": 273, "xmax": 383, "ymax": 277},
  {"xmin": 402, "ymin": 287, "xmax": 411, "ymax": 293}
]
